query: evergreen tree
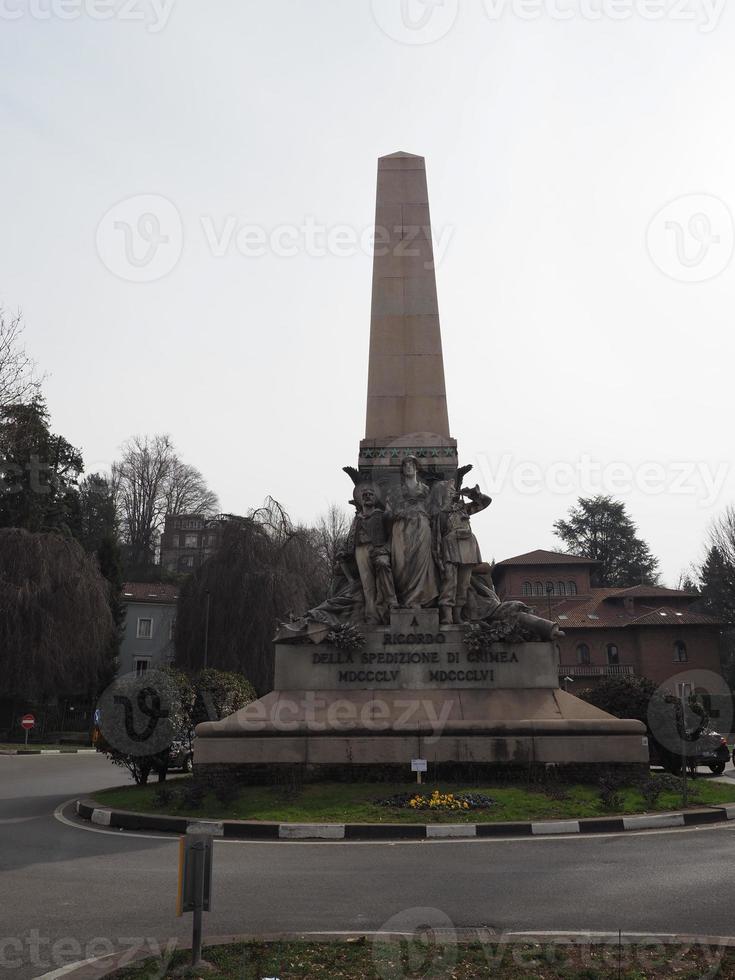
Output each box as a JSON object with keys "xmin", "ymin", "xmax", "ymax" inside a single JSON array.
[
  {"xmin": 76, "ymin": 473, "xmax": 118, "ymax": 552},
  {"xmin": 553, "ymin": 495, "xmax": 660, "ymax": 587},
  {"xmin": 0, "ymin": 398, "xmax": 83, "ymax": 534},
  {"xmin": 699, "ymin": 545, "xmax": 735, "ymax": 624}
]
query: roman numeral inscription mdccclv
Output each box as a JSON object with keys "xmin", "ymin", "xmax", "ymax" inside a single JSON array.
[{"xmin": 304, "ymin": 633, "xmax": 532, "ymax": 690}]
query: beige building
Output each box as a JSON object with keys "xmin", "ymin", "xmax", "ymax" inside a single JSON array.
[{"xmin": 159, "ymin": 514, "xmax": 225, "ymax": 574}]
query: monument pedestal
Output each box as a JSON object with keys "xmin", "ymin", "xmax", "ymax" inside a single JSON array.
[{"xmin": 194, "ymin": 610, "xmax": 648, "ymax": 781}]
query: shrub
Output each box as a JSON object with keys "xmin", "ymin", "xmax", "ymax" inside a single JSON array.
[
  {"xmin": 598, "ymin": 777, "xmax": 624, "ymax": 812},
  {"xmin": 153, "ymin": 785, "xmax": 177, "ymax": 809},
  {"xmin": 637, "ymin": 777, "xmax": 663, "ymax": 810},
  {"xmin": 212, "ymin": 778, "xmax": 240, "ymax": 806},
  {"xmin": 180, "ymin": 781, "xmax": 207, "ymax": 810}
]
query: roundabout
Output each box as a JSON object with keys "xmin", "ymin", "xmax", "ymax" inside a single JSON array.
[{"xmin": 6, "ymin": 754, "xmax": 735, "ymax": 978}]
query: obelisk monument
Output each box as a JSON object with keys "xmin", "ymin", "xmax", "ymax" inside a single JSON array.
[
  {"xmin": 360, "ymin": 152, "xmax": 457, "ymax": 479},
  {"xmin": 194, "ymin": 153, "xmax": 648, "ymax": 781}
]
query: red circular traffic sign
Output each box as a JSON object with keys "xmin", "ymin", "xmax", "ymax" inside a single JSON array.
[{"xmin": 21, "ymin": 714, "xmax": 35, "ymax": 731}]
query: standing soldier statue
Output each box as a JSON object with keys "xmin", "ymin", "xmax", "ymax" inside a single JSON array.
[
  {"xmin": 435, "ymin": 484, "xmax": 492, "ymax": 625},
  {"xmin": 345, "ymin": 485, "xmax": 397, "ymax": 625}
]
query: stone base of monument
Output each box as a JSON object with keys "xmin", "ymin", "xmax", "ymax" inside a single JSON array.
[{"xmin": 194, "ymin": 610, "xmax": 648, "ymax": 781}]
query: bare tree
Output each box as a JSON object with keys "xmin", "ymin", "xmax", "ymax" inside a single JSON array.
[
  {"xmin": 0, "ymin": 308, "xmax": 43, "ymax": 408},
  {"xmin": 112, "ymin": 434, "xmax": 219, "ymax": 568},
  {"xmin": 309, "ymin": 503, "xmax": 353, "ymax": 591},
  {"xmin": 709, "ymin": 506, "xmax": 735, "ymax": 568},
  {"xmin": 162, "ymin": 458, "xmax": 219, "ymax": 517}
]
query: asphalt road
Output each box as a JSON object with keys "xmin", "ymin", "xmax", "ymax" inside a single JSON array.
[{"xmin": 3, "ymin": 755, "xmax": 735, "ymax": 978}]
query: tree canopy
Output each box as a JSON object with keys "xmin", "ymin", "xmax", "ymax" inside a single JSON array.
[
  {"xmin": 553, "ymin": 495, "xmax": 659, "ymax": 587},
  {"xmin": 112, "ymin": 433, "xmax": 219, "ymax": 570},
  {"xmin": 0, "ymin": 308, "xmax": 43, "ymax": 409},
  {"xmin": 0, "ymin": 528, "xmax": 116, "ymax": 701},
  {"xmin": 174, "ymin": 499, "xmax": 325, "ymax": 694},
  {"xmin": 0, "ymin": 398, "xmax": 83, "ymax": 534}
]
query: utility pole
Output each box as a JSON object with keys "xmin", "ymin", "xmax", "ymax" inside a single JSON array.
[
  {"xmin": 680, "ymin": 688, "xmax": 689, "ymax": 808},
  {"xmin": 203, "ymin": 590, "xmax": 211, "ymax": 670}
]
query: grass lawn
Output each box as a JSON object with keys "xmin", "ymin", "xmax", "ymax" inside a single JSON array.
[
  {"xmin": 91, "ymin": 773, "xmax": 735, "ymax": 824},
  {"xmin": 110, "ymin": 939, "xmax": 735, "ymax": 979}
]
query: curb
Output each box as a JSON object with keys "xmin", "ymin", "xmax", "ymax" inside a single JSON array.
[
  {"xmin": 36, "ymin": 930, "xmax": 735, "ymax": 980},
  {"xmin": 73, "ymin": 798, "xmax": 735, "ymax": 841},
  {"xmin": 0, "ymin": 748, "xmax": 96, "ymax": 755}
]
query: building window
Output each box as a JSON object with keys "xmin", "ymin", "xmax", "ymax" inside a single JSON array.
[
  {"xmin": 534, "ymin": 582, "xmax": 544, "ymax": 596},
  {"xmin": 567, "ymin": 581, "xmax": 578, "ymax": 596},
  {"xmin": 674, "ymin": 641, "xmax": 688, "ymax": 663},
  {"xmin": 179, "ymin": 556, "xmax": 195, "ymax": 571},
  {"xmin": 577, "ymin": 643, "xmax": 591, "ymax": 665},
  {"xmin": 137, "ymin": 618, "xmax": 153, "ymax": 639},
  {"xmin": 135, "ymin": 658, "xmax": 151, "ymax": 676},
  {"xmin": 557, "ymin": 581, "xmax": 566, "ymax": 596},
  {"xmin": 607, "ymin": 644, "xmax": 619, "ymax": 665},
  {"xmin": 522, "ymin": 582, "xmax": 532, "ymax": 596},
  {"xmin": 184, "ymin": 534, "xmax": 198, "ymax": 548},
  {"xmin": 545, "ymin": 581, "xmax": 554, "ymax": 595}
]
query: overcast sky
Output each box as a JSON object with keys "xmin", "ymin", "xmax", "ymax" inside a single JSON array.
[{"xmin": 1, "ymin": 0, "xmax": 733, "ymax": 585}]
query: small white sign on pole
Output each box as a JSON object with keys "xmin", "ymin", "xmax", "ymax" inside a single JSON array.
[{"xmin": 411, "ymin": 758, "xmax": 427, "ymax": 784}]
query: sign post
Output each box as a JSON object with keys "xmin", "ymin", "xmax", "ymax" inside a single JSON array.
[
  {"xmin": 177, "ymin": 833, "xmax": 214, "ymax": 969},
  {"xmin": 411, "ymin": 758, "xmax": 427, "ymax": 786},
  {"xmin": 21, "ymin": 714, "xmax": 35, "ymax": 747}
]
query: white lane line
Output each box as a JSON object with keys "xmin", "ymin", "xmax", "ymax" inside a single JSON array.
[
  {"xmin": 54, "ymin": 799, "xmax": 180, "ymax": 842},
  {"xmin": 35, "ymin": 954, "xmax": 117, "ymax": 979}
]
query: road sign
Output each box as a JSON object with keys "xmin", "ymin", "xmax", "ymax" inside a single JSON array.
[
  {"xmin": 411, "ymin": 758, "xmax": 427, "ymax": 785},
  {"xmin": 21, "ymin": 714, "xmax": 35, "ymax": 731},
  {"xmin": 177, "ymin": 834, "xmax": 213, "ymax": 915},
  {"xmin": 177, "ymin": 834, "xmax": 214, "ymax": 970}
]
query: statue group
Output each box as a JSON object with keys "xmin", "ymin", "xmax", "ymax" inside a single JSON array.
[
  {"xmin": 279, "ymin": 456, "xmax": 563, "ymax": 643},
  {"xmin": 350, "ymin": 456, "xmax": 491, "ymax": 626}
]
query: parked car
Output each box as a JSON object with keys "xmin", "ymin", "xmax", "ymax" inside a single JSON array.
[
  {"xmin": 650, "ymin": 729, "xmax": 729, "ymax": 775},
  {"xmin": 168, "ymin": 734, "xmax": 193, "ymax": 773}
]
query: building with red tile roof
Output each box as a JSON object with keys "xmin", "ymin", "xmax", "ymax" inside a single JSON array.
[{"xmin": 493, "ymin": 551, "xmax": 723, "ymax": 700}]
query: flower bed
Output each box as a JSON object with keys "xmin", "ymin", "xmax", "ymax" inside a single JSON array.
[{"xmin": 376, "ymin": 790, "xmax": 495, "ymax": 811}]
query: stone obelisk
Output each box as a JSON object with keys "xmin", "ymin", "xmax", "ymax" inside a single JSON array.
[{"xmin": 359, "ymin": 152, "xmax": 457, "ymax": 477}]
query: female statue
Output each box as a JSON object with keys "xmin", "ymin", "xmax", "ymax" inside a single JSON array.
[{"xmin": 385, "ymin": 456, "xmax": 439, "ymax": 608}]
